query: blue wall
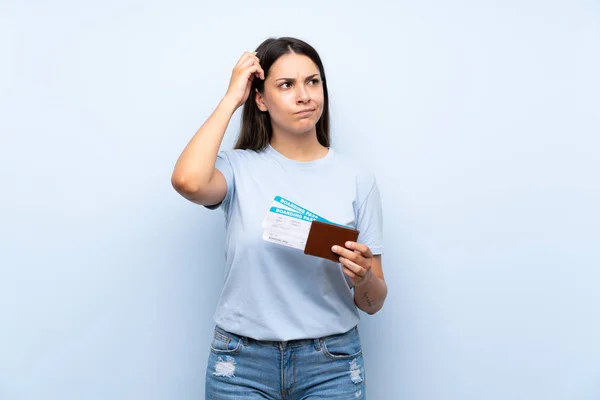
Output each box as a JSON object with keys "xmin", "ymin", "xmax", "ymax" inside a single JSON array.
[{"xmin": 1, "ymin": 1, "xmax": 598, "ymax": 398}]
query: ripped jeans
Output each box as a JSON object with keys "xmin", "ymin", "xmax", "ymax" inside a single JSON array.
[{"xmin": 205, "ymin": 325, "xmax": 367, "ymax": 399}]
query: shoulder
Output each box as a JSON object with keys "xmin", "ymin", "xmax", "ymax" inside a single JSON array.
[
  {"xmin": 330, "ymin": 149, "xmax": 377, "ymax": 190},
  {"xmin": 219, "ymin": 148, "xmax": 258, "ymax": 158},
  {"xmin": 218, "ymin": 148, "xmax": 264, "ymax": 164}
]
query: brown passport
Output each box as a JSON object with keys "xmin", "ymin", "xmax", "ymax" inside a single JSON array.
[{"xmin": 304, "ymin": 220, "xmax": 360, "ymax": 262}]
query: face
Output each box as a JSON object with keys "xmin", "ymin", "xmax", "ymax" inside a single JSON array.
[{"xmin": 255, "ymin": 53, "xmax": 325, "ymax": 136}]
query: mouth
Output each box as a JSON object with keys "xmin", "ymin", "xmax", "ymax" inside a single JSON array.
[{"xmin": 295, "ymin": 108, "xmax": 316, "ymax": 115}]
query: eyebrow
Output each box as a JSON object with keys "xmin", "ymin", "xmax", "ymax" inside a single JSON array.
[{"xmin": 275, "ymin": 74, "xmax": 321, "ymax": 82}]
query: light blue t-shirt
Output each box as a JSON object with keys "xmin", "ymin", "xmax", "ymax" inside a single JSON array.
[{"xmin": 207, "ymin": 144, "xmax": 384, "ymax": 341}]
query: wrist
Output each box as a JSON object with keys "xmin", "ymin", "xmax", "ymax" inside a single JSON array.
[
  {"xmin": 219, "ymin": 95, "xmax": 240, "ymax": 114},
  {"xmin": 354, "ymin": 270, "xmax": 375, "ymax": 289}
]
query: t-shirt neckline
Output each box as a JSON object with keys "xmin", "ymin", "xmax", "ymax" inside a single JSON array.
[{"xmin": 265, "ymin": 144, "xmax": 334, "ymax": 168}]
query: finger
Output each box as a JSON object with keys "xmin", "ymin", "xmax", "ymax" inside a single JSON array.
[
  {"xmin": 242, "ymin": 53, "xmax": 264, "ymax": 77},
  {"xmin": 235, "ymin": 51, "xmax": 259, "ymax": 68},
  {"xmin": 250, "ymin": 61, "xmax": 264, "ymax": 80},
  {"xmin": 238, "ymin": 56, "xmax": 257, "ymax": 70},
  {"xmin": 249, "ymin": 54, "xmax": 262, "ymax": 69},
  {"xmin": 239, "ymin": 57, "xmax": 263, "ymax": 76},
  {"xmin": 339, "ymin": 256, "xmax": 366, "ymax": 277},
  {"xmin": 234, "ymin": 52, "xmax": 251, "ymax": 68},
  {"xmin": 257, "ymin": 67, "xmax": 265, "ymax": 80},
  {"xmin": 332, "ymin": 245, "xmax": 362, "ymax": 262},
  {"xmin": 342, "ymin": 266, "xmax": 359, "ymax": 281},
  {"xmin": 250, "ymin": 56, "xmax": 265, "ymax": 79},
  {"xmin": 242, "ymin": 63, "xmax": 264, "ymax": 81},
  {"xmin": 236, "ymin": 59, "xmax": 259, "ymax": 78},
  {"xmin": 345, "ymin": 241, "xmax": 373, "ymax": 258}
]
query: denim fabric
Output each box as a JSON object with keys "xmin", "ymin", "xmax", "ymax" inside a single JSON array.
[{"xmin": 205, "ymin": 325, "xmax": 367, "ymax": 399}]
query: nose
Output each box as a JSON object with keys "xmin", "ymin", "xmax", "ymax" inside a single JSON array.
[{"xmin": 295, "ymin": 84, "xmax": 310, "ymax": 104}]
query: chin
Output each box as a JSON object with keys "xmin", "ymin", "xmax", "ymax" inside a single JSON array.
[
  {"xmin": 273, "ymin": 117, "xmax": 318, "ymax": 136},
  {"xmin": 284, "ymin": 127, "xmax": 314, "ymax": 136},
  {"xmin": 293, "ymin": 121, "xmax": 319, "ymax": 135}
]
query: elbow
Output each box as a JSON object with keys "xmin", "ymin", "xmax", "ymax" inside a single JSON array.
[
  {"xmin": 355, "ymin": 298, "xmax": 385, "ymax": 315},
  {"xmin": 365, "ymin": 304, "xmax": 384, "ymax": 315},
  {"xmin": 171, "ymin": 172, "xmax": 206, "ymax": 196},
  {"xmin": 171, "ymin": 173, "xmax": 196, "ymax": 194}
]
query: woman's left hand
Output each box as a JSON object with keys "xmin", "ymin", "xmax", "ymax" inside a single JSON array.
[{"xmin": 331, "ymin": 241, "xmax": 374, "ymax": 287}]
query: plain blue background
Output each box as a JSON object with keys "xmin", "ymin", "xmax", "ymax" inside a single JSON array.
[{"xmin": 1, "ymin": 0, "xmax": 599, "ymax": 399}]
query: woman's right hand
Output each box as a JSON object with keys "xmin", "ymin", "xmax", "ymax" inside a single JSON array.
[{"xmin": 224, "ymin": 51, "xmax": 265, "ymax": 110}]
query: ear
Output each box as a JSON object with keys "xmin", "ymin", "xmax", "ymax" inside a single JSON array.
[{"xmin": 255, "ymin": 88, "xmax": 268, "ymax": 112}]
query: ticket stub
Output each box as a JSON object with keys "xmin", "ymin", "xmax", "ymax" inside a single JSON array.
[{"xmin": 261, "ymin": 196, "xmax": 331, "ymax": 250}]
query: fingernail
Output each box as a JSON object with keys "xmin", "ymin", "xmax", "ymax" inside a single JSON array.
[{"xmin": 332, "ymin": 246, "xmax": 338, "ymax": 252}]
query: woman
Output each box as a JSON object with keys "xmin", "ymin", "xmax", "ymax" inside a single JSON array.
[{"xmin": 172, "ymin": 37, "xmax": 387, "ymax": 399}]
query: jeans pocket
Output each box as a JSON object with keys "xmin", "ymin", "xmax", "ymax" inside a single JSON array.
[
  {"xmin": 210, "ymin": 326, "xmax": 243, "ymax": 354},
  {"xmin": 320, "ymin": 326, "xmax": 363, "ymax": 360}
]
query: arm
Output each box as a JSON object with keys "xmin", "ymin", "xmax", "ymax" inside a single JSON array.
[
  {"xmin": 171, "ymin": 51, "xmax": 265, "ymax": 205},
  {"xmin": 332, "ymin": 243, "xmax": 388, "ymax": 315},
  {"xmin": 171, "ymin": 97, "xmax": 237, "ymax": 205},
  {"xmin": 352, "ymin": 255, "xmax": 387, "ymax": 314}
]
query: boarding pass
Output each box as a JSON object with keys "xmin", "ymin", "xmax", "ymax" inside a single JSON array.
[{"xmin": 261, "ymin": 196, "xmax": 333, "ymax": 250}]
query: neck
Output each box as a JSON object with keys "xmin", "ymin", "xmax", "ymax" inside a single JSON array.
[{"xmin": 269, "ymin": 127, "xmax": 328, "ymax": 162}]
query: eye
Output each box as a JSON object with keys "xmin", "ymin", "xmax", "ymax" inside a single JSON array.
[
  {"xmin": 309, "ymin": 78, "xmax": 321, "ymax": 85},
  {"xmin": 279, "ymin": 82, "xmax": 292, "ymax": 88}
]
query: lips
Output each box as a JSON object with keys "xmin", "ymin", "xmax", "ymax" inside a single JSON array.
[{"xmin": 295, "ymin": 108, "xmax": 315, "ymax": 115}]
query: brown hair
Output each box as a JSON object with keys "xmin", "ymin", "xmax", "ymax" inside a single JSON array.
[{"xmin": 234, "ymin": 37, "xmax": 331, "ymax": 151}]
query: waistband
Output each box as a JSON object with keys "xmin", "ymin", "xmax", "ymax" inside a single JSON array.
[{"xmin": 214, "ymin": 325, "xmax": 358, "ymax": 349}]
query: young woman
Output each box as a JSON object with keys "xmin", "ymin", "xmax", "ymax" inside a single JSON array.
[{"xmin": 172, "ymin": 37, "xmax": 387, "ymax": 400}]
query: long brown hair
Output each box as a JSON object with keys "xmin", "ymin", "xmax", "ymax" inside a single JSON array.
[{"xmin": 234, "ymin": 37, "xmax": 331, "ymax": 151}]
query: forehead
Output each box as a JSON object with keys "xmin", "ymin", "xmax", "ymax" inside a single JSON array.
[{"xmin": 269, "ymin": 53, "xmax": 320, "ymax": 78}]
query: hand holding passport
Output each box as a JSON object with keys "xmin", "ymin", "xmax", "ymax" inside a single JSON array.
[
  {"xmin": 304, "ymin": 220, "xmax": 360, "ymax": 262},
  {"xmin": 261, "ymin": 196, "xmax": 360, "ymax": 260}
]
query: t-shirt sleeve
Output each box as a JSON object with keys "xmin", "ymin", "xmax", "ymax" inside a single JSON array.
[
  {"xmin": 204, "ymin": 150, "xmax": 235, "ymax": 214},
  {"xmin": 355, "ymin": 179, "xmax": 384, "ymax": 255}
]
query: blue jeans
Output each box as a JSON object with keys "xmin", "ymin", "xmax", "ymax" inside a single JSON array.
[{"xmin": 205, "ymin": 325, "xmax": 367, "ymax": 399}]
